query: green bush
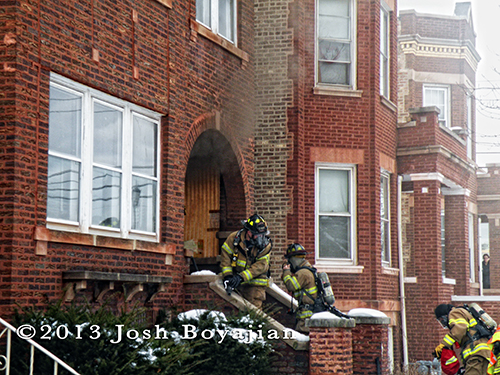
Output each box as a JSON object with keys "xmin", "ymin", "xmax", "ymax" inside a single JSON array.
[
  {"xmin": 9, "ymin": 302, "xmax": 275, "ymax": 375},
  {"xmin": 11, "ymin": 300, "xmax": 156, "ymax": 375},
  {"xmin": 152, "ymin": 308, "xmax": 275, "ymax": 375}
]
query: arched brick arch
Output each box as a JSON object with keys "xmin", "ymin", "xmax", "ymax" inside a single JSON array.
[{"xmin": 183, "ymin": 111, "xmax": 253, "ymax": 214}]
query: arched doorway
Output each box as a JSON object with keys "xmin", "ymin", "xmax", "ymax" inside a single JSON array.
[{"xmin": 184, "ymin": 130, "xmax": 246, "ymax": 272}]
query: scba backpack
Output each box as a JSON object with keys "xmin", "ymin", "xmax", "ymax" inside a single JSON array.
[
  {"xmin": 297, "ymin": 266, "xmax": 349, "ymax": 319},
  {"xmin": 462, "ymin": 303, "xmax": 497, "ymax": 339}
]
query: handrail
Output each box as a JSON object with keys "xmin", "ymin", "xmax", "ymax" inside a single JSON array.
[{"xmin": 0, "ymin": 317, "xmax": 80, "ymax": 375}]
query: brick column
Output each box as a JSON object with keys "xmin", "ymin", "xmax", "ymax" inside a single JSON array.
[
  {"xmin": 444, "ymin": 193, "xmax": 469, "ymax": 294},
  {"xmin": 307, "ymin": 317, "xmax": 356, "ymax": 374},
  {"xmin": 352, "ymin": 316, "xmax": 391, "ymax": 375}
]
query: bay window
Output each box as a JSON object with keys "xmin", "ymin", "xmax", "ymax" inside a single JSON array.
[{"xmin": 47, "ymin": 74, "xmax": 161, "ymax": 240}]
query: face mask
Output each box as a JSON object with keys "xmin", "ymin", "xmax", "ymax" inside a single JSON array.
[
  {"xmin": 247, "ymin": 232, "xmax": 268, "ymax": 250},
  {"xmin": 437, "ymin": 315, "xmax": 449, "ymax": 329},
  {"xmin": 289, "ymin": 257, "xmax": 304, "ymax": 272}
]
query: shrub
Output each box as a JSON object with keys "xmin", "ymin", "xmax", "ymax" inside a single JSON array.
[
  {"xmin": 151, "ymin": 308, "xmax": 275, "ymax": 375},
  {"xmin": 9, "ymin": 302, "xmax": 275, "ymax": 375}
]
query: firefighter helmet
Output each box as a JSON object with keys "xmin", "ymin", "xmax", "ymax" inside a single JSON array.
[
  {"xmin": 243, "ymin": 214, "xmax": 269, "ymax": 235},
  {"xmin": 285, "ymin": 243, "xmax": 307, "ymax": 258}
]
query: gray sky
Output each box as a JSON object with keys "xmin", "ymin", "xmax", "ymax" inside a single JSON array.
[{"xmin": 398, "ymin": 0, "xmax": 500, "ymax": 167}]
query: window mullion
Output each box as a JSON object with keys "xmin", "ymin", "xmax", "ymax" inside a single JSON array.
[
  {"xmin": 80, "ymin": 91, "xmax": 93, "ymax": 233},
  {"xmin": 212, "ymin": 0, "xmax": 218, "ymax": 34},
  {"xmin": 122, "ymin": 108, "xmax": 133, "ymax": 237}
]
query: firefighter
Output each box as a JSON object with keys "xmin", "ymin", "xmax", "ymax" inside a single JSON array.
[
  {"xmin": 434, "ymin": 304, "xmax": 491, "ymax": 375},
  {"xmin": 487, "ymin": 328, "xmax": 500, "ymax": 375},
  {"xmin": 281, "ymin": 243, "xmax": 318, "ymax": 334},
  {"xmin": 220, "ymin": 214, "xmax": 272, "ymax": 309}
]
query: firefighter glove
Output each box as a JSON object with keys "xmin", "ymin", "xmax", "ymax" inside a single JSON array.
[
  {"xmin": 434, "ymin": 343, "xmax": 445, "ymax": 359},
  {"xmin": 228, "ymin": 274, "xmax": 243, "ymax": 289}
]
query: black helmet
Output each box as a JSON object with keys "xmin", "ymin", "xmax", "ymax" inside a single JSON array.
[
  {"xmin": 285, "ymin": 243, "xmax": 307, "ymax": 258},
  {"xmin": 243, "ymin": 214, "xmax": 269, "ymax": 235}
]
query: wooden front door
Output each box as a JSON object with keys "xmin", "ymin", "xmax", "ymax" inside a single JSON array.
[{"xmin": 184, "ymin": 162, "xmax": 220, "ymax": 258}]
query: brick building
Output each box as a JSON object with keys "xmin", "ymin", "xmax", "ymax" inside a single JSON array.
[
  {"xmin": 397, "ymin": 2, "xmax": 500, "ymax": 361},
  {"xmin": 254, "ymin": 0, "xmax": 402, "ymax": 367},
  {"xmin": 1, "ymin": 0, "xmax": 406, "ymax": 370},
  {"xmin": 0, "ymin": 0, "xmax": 254, "ymax": 316},
  {"xmin": 4, "ymin": 0, "xmax": 497, "ymax": 372}
]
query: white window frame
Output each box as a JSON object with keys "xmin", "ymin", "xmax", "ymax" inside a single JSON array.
[
  {"xmin": 380, "ymin": 1, "xmax": 390, "ymax": 98},
  {"xmin": 47, "ymin": 73, "xmax": 161, "ymax": 242},
  {"xmin": 423, "ymin": 85, "xmax": 450, "ymax": 128},
  {"xmin": 196, "ymin": 0, "xmax": 237, "ymax": 44},
  {"xmin": 469, "ymin": 213, "xmax": 475, "ymax": 283},
  {"xmin": 315, "ymin": 163, "xmax": 357, "ymax": 266},
  {"xmin": 381, "ymin": 170, "xmax": 391, "ymax": 266},
  {"xmin": 315, "ymin": 0, "xmax": 357, "ymax": 89}
]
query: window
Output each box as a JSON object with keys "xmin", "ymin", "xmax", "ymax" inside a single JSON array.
[
  {"xmin": 316, "ymin": 0, "xmax": 356, "ymax": 87},
  {"xmin": 381, "ymin": 171, "xmax": 390, "ymax": 265},
  {"xmin": 423, "ymin": 85, "xmax": 450, "ymax": 127},
  {"xmin": 315, "ymin": 164, "xmax": 356, "ymax": 264},
  {"xmin": 47, "ymin": 74, "xmax": 161, "ymax": 241},
  {"xmin": 196, "ymin": 0, "xmax": 236, "ymax": 43},
  {"xmin": 380, "ymin": 3, "xmax": 390, "ymax": 97}
]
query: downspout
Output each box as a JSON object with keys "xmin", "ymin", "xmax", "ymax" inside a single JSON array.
[{"xmin": 398, "ymin": 175, "xmax": 409, "ymax": 366}]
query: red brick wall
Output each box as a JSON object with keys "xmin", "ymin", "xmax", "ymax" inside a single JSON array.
[
  {"xmin": 309, "ymin": 326, "xmax": 353, "ymax": 374},
  {"xmin": 352, "ymin": 322, "xmax": 390, "ymax": 375},
  {"xmin": 0, "ymin": 0, "xmax": 255, "ymax": 317}
]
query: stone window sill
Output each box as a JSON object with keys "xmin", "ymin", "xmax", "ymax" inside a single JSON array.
[
  {"xmin": 381, "ymin": 95, "xmax": 397, "ymax": 112},
  {"xmin": 315, "ymin": 265, "xmax": 364, "ymax": 274},
  {"xmin": 313, "ymin": 85, "xmax": 363, "ymax": 98},
  {"xmin": 34, "ymin": 226, "xmax": 175, "ymax": 257},
  {"xmin": 382, "ymin": 267, "xmax": 399, "ymax": 276},
  {"xmin": 190, "ymin": 20, "xmax": 249, "ymax": 64}
]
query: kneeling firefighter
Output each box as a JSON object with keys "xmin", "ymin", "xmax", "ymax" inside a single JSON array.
[
  {"xmin": 281, "ymin": 243, "xmax": 318, "ymax": 334},
  {"xmin": 220, "ymin": 214, "xmax": 272, "ymax": 309},
  {"xmin": 434, "ymin": 304, "xmax": 491, "ymax": 375}
]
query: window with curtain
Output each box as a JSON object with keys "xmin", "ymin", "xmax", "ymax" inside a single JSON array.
[
  {"xmin": 423, "ymin": 85, "xmax": 450, "ymax": 128},
  {"xmin": 316, "ymin": 164, "xmax": 356, "ymax": 263},
  {"xmin": 47, "ymin": 74, "xmax": 160, "ymax": 240},
  {"xmin": 316, "ymin": 0, "xmax": 356, "ymax": 87}
]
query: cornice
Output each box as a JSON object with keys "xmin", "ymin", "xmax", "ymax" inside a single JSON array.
[{"xmin": 399, "ymin": 35, "xmax": 480, "ymax": 71}]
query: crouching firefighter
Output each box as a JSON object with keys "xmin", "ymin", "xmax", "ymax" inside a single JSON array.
[
  {"xmin": 220, "ymin": 214, "xmax": 272, "ymax": 309},
  {"xmin": 282, "ymin": 243, "xmax": 317, "ymax": 334},
  {"xmin": 434, "ymin": 304, "xmax": 491, "ymax": 375}
]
